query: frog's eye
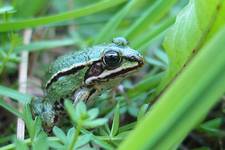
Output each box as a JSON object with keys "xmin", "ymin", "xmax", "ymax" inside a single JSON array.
[{"xmin": 103, "ymin": 50, "xmax": 122, "ymax": 69}]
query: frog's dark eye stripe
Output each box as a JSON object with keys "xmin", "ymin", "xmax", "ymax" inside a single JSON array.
[
  {"xmin": 46, "ymin": 65, "xmax": 85, "ymax": 89},
  {"xmin": 84, "ymin": 61, "xmax": 103, "ymax": 80}
]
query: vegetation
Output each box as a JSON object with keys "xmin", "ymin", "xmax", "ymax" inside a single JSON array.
[{"xmin": 0, "ymin": 0, "xmax": 224, "ymax": 149}]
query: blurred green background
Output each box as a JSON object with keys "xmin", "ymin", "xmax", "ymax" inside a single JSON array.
[{"xmin": 0, "ymin": 0, "xmax": 224, "ymax": 149}]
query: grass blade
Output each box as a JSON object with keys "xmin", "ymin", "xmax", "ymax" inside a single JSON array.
[
  {"xmin": 0, "ymin": 98, "xmax": 23, "ymax": 118},
  {"xmin": 124, "ymin": 0, "xmax": 177, "ymax": 40},
  {"xmin": 132, "ymin": 16, "xmax": 175, "ymax": 50},
  {"xmin": 155, "ymin": 0, "xmax": 224, "ymax": 97},
  {"xmin": 0, "ymin": 137, "xmax": 59, "ymax": 150},
  {"xmin": 118, "ymin": 25, "xmax": 225, "ymax": 150},
  {"xmin": 14, "ymin": 38, "xmax": 77, "ymax": 53},
  {"xmin": 0, "ymin": 85, "xmax": 31, "ymax": 104},
  {"xmin": 110, "ymin": 103, "xmax": 120, "ymax": 137},
  {"xmin": 0, "ymin": 0, "xmax": 127, "ymax": 32},
  {"xmin": 127, "ymin": 72, "xmax": 164, "ymax": 98}
]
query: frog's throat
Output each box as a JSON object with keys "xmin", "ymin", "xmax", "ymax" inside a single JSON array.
[{"xmin": 85, "ymin": 62, "xmax": 140, "ymax": 85}]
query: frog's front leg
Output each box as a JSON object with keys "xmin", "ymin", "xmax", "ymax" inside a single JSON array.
[
  {"xmin": 30, "ymin": 97, "xmax": 57, "ymax": 131},
  {"xmin": 73, "ymin": 87, "xmax": 97, "ymax": 105}
]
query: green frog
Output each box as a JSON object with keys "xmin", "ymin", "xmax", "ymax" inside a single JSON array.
[{"xmin": 31, "ymin": 37, "xmax": 144, "ymax": 129}]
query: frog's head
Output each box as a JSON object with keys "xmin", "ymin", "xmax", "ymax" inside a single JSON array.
[{"xmin": 85, "ymin": 37, "xmax": 144, "ymax": 86}]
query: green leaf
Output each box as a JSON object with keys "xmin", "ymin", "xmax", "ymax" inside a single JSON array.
[
  {"xmin": 13, "ymin": 0, "xmax": 46, "ymax": 18},
  {"xmin": 127, "ymin": 72, "xmax": 164, "ymax": 98},
  {"xmin": 76, "ymin": 101, "xmax": 87, "ymax": 119},
  {"xmin": 156, "ymin": 0, "xmax": 224, "ymax": 97},
  {"xmin": 14, "ymin": 38, "xmax": 78, "ymax": 53},
  {"xmin": 64, "ymin": 100, "xmax": 78, "ymax": 124},
  {"xmin": 128, "ymin": 103, "xmax": 139, "ymax": 117},
  {"xmin": 116, "ymin": 131, "xmax": 130, "ymax": 139},
  {"xmin": 23, "ymin": 104, "xmax": 43, "ymax": 140},
  {"xmin": 200, "ymin": 118, "xmax": 223, "ymax": 129},
  {"xmin": 145, "ymin": 57, "xmax": 167, "ymax": 69},
  {"xmin": 15, "ymin": 140, "xmax": 29, "ymax": 150},
  {"xmin": 0, "ymin": 98, "xmax": 23, "ymax": 118},
  {"xmin": 75, "ymin": 134, "xmax": 91, "ymax": 148},
  {"xmin": 104, "ymin": 124, "xmax": 111, "ymax": 135},
  {"xmin": 118, "ymin": 25, "xmax": 225, "ymax": 150},
  {"xmin": 83, "ymin": 118, "xmax": 108, "ymax": 129},
  {"xmin": 91, "ymin": 136, "xmax": 114, "ymax": 150},
  {"xmin": 206, "ymin": 1, "xmax": 225, "ymax": 40},
  {"xmin": 119, "ymin": 122, "xmax": 136, "ymax": 133},
  {"xmin": 0, "ymin": 0, "xmax": 127, "ymax": 32},
  {"xmin": 48, "ymin": 141, "xmax": 64, "ymax": 149},
  {"xmin": 53, "ymin": 126, "xmax": 67, "ymax": 144},
  {"xmin": 110, "ymin": 103, "xmax": 120, "ymax": 137},
  {"xmin": 0, "ymin": 85, "xmax": 32, "ymax": 104},
  {"xmin": 132, "ymin": 16, "xmax": 175, "ymax": 50},
  {"xmin": 137, "ymin": 104, "xmax": 149, "ymax": 121},
  {"xmin": 23, "ymin": 105, "xmax": 34, "ymax": 137},
  {"xmin": 32, "ymin": 132, "xmax": 49, "ymax": 150},
  {"xmin": 0, "ymin": 137, "xmax": 59, "ymax": 150},
  {"xmin": 66, "ymin": 127, "xmax": 75, "ymax": 143},
  {"xmin": 88, "ymin": 108, "xmax": 99, "ymax": 120},
  {"xmin": 197, "ymin": 118, "xmax": 225, "ymax": 137}
]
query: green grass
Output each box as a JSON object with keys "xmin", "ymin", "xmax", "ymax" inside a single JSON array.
[
  {"xmin": 0, "ymin": 0, "xmax": 126, "ymax": 32},
  {"xmin": 0, "ymin": 0, "xmax": 224, "ymax": 149}
]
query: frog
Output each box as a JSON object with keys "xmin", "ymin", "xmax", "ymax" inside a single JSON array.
[{"xmin": 30, "ymin": 37, "xmax": 144, "ymax": 130}]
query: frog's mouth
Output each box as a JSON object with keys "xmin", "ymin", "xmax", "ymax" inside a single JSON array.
[{"xmin": 85, "ymin": 60, "xmax": 143, "ymax": 85}]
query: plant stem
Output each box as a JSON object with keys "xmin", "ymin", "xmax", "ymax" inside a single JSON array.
[
  {"xmin": 16, "ymin": 29, "xmax": 32, "ymax": 140},
  {"xmin": 0, "ymin": 137, "xmax": 59, "ymax": 150},
  {"xmin": 68, "ymin": 124, "xmax": 81, "ymax": 150}
]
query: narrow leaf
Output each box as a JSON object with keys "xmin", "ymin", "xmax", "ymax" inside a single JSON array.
[
  {"xmin": 75, "ymin": 134, "xmax": 92, "ymax": 148},
  {"xmin": 137, "ymin": 104, "xmax": 149, "ymax": 121},
  {"xmin": 110, "ymin": 103, "xmax": 120, "ymax": 137},
  {"xmin": 124, "ymin": 0, "xmax": 177, "ymax": 40},
  {"xmin": 64, "ymin": 100, "xmax": 77, "ymax": 123},
  {"xmin": 94, "ymin": 0, "xmax": 140, "ymax": 44},
  {"xmin": 0, "ymin": 98, "xmax": 23, "ymax": 118},
  {"xmin": 15, "ymin": 140, "xmax": 29, "ymax": 150},
  {"xmin": 14, "ymin": 38, "xmax": 78, "ymax": 53},
  {"xmin": 53, "ymin": 126, "xmax": 67, "ymax": 144},
  {"xmin": 118, "ymin": 25, "xmax": 225, "ymax": 150},
  {"xmin": 88, "ymin": 108, "xmax": 99, "ymax": 120},
  {"xmin": 133, "ymin": 17, "xmax": 175, "ymax": 50},
  {"xmin": 83, "ymin": 118, "xmax": 108, "ymax": 129},
  {"xmin": 0, "ymin": 0, "xmax": 127, "ymax": 32},
  {"xmin": 127, "ymin": 72, "xmax": 164, "ymax": 98},
  {"xmin": 0, "ymin": 85, "xmax": 32, "ymax": 104}
]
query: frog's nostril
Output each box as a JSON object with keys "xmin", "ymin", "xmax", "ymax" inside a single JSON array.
[
  {"xmin": 137, "ymin": 56, "xmax": 144, "ymax": 66},
  {"xmin": 130, "ymin": 55, "xmax": 144, "ymax": 66}
]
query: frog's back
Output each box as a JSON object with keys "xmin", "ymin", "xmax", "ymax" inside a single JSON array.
[{"xmin": 45, "ymin": 46, "xmax": 104, "ymax": 85}]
